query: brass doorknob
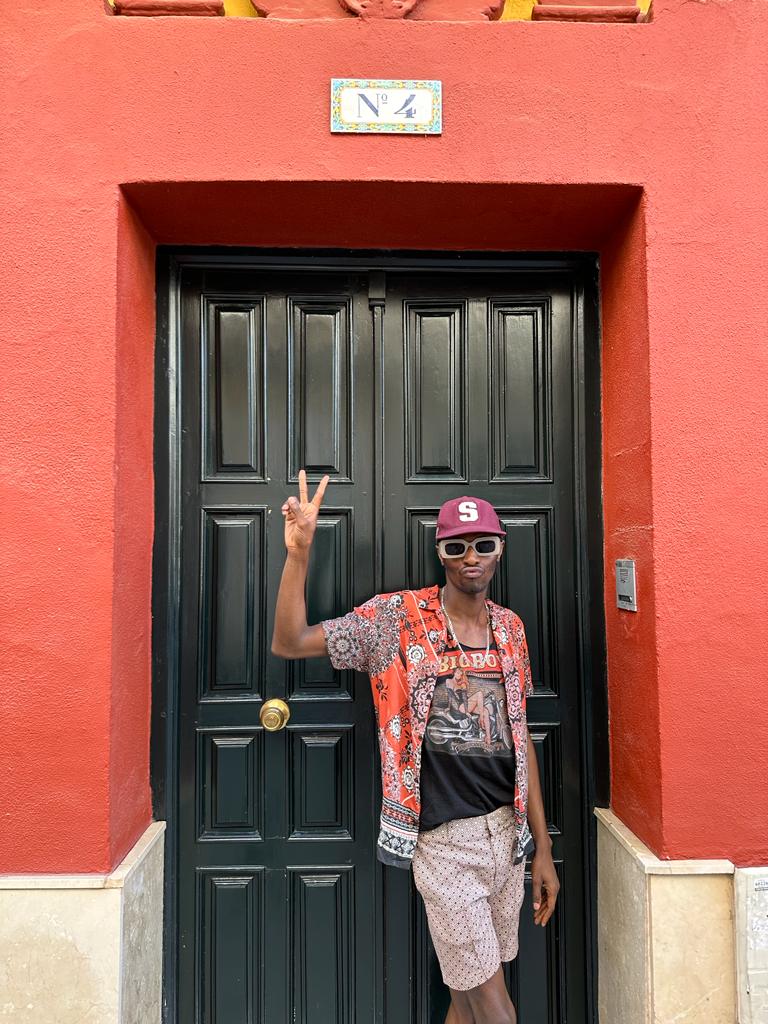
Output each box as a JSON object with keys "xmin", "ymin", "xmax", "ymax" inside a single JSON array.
[{"xmin": 260, "ymin": 698, "xmax": 290, "ymax": 732}]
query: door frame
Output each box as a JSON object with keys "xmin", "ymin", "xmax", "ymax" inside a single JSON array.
[{"xmin": 151, "ymin": 248, "xmax": 608, "ymax": 1024}]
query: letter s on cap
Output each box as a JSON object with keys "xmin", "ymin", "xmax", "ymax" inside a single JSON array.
[{"xmin": 458, "ymin": 501, "xmax": 479, "ymax": 522}]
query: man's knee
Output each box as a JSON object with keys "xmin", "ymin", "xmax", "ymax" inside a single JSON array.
[
  {"xmin": 464, "ymin": 975, "xmax": 517, "ymax": 1024},
  {"xmin": 447, "ymin": 996, "xmax": 475, "ymax": 1024},
  {"xmin": 465, "ymin": 1010, "xmax": 515, "ymax": 1024},
  {"xmin": 465, "ymin": 1006, "xmax": 515, "ymax": 1024}
]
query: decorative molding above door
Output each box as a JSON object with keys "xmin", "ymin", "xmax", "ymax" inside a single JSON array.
[
  {"xmin": 109, "ymin": 0, "xmax": 649, "ymax": 19},
  {"xmin": 252, "ymin": 0, "xmax": 504, "ymax": 19}
]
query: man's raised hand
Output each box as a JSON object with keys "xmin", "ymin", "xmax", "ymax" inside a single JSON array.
[
  {"xmin": 272, "ymin": 469, "xmax": 332, "ymax": 660},
  {"xmin": 281, "ymin": 469, "xmax": 330, "ymax": 554}
]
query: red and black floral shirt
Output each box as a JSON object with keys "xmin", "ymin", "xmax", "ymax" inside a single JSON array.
[{"xmin": 321, "ymin": 584, "xmax": 536, "ymax": 869}]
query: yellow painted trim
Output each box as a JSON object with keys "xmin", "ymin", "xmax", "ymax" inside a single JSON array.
[
  {"xmin": 501, "ymin": 0, "xmax": 534, "ymax": 19},
  {"xmin": 224, "ymin": 0, "xmax": 260, "ymax": 14}
]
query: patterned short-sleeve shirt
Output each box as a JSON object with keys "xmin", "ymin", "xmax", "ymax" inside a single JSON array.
[{"xmin": 321, "ymin": 584, "xmax": 536, "ymax": 869}]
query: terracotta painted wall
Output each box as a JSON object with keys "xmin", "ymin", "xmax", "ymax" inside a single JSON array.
[
  {"xmin": 600, "ymin": 198, "xmax": 663, "ymax": 854},
  {"xmin": 1, "ymin": 0, "xmax": 766, "ymax": 872}
]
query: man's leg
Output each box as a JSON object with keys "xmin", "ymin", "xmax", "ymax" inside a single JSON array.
[
  {"xmin": 446, "ymin": 987, "xmax": 475, "ymax": 1024},
  {"xmin": 463, "ymin": 966, "xmax": 517, "ymax": 1024}
]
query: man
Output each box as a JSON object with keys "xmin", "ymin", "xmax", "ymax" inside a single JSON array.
[{"xmin": 272, "ymin": 471, "xmax": 559, "ymax": 1024}]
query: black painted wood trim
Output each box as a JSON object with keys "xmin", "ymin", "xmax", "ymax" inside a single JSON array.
[{"xmin": 152, "ymin": 252, "xmax": 184, "ymax": 1024}]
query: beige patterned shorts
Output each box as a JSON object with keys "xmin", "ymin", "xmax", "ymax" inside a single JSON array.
[{"xmin": 411, "ymin": 804, "xmax": 526, "ymax": 991}]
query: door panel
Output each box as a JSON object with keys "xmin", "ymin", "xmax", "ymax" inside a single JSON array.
[
  {"xmin": 173, "ymin": 263, "xmax": 592, "ymax": 1024},
  {"xmin": 381, "ymin": 273, "xmax": 583, "ymax": 1023},
  {"xmin": 177, "ymin": 270, "xmax": 377, "ymax": 1024}
]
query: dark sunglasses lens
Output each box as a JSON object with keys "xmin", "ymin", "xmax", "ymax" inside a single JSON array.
[
  {"xmin": 475, "ymin": 539, "xmax": 497, "ymax": 554},
  {"xmin": 443, "ymin": 542, "xmax": 466, "ymax": 557}
]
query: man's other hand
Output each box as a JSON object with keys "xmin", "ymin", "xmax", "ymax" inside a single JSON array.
[{"xmin": 531, "ymin": 850, "xmax": 560, "ymax": 927}]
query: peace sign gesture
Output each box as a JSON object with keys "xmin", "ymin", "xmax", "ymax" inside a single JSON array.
[{"xmin": 281, "ymin": 469, "xmax": 330, "ymax": 554}]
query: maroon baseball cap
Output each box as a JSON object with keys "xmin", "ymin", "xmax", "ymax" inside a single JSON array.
[{"xmin": 435, "ymin": 496, "xmax": 506, "ymax": 540}]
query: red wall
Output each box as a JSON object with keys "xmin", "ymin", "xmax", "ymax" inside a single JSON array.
[
  {"xmin": 2, "ymin": 0, "xmax": 767, "ymax": 872},
  {"xmin": 601, "ymin": 198, "xmax": 664, "ymax": 854}
]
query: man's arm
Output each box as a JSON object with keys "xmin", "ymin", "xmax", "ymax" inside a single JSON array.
[
  {"xmin": 527, "ymin": 727, "xmax": 560, "ymax": 926},
  {"xmin": 271, "ymin": 470, "xmax": 330, "ymax": 660}
]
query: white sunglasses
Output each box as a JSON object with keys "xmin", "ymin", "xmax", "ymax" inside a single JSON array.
[{"xmin": 437, "ymin": 536, "xmax": 504, "ymax": 559}]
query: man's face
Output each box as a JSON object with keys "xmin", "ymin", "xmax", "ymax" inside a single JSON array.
[{"xmin": 437, "ymin": 532, "xmax": 504, "ymax": 595}]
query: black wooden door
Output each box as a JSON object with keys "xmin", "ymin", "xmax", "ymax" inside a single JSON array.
[
  {"xmin": 380, "ymin": 273, "xmax": 585, "ymax": 1024},
  {"xmin": 169, "ymin": 260, "xmax": 596, "ymax": 1024}
]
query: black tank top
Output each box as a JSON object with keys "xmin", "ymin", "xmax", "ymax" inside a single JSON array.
[{"xmin": 418, "ymin": 639, "xmax": 516, "ymax": 832}]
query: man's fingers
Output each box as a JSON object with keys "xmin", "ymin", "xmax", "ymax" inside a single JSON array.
[
  {"xmin": 541, "ymin": 895, "xmax": 556, "ymax": 926},
  {"xmin": 532, "ymin": 877, "xmax": 542, "ymax": 913},
  {"xmin": 312, "ymin": 474, "xmax": 330, "ymax": 508},
  {"xmin": 540, "ymin": 885, "xmax": 559, "ymax": 926},
  {"xmin": 298, "ymin": 468, "xmax": 308, "ymax": 505},
  {"xmin": 534, "ymin": 892, "xmax": 548, "ymax": 926},
  {"xmin": 287, "ymin": 496, "xmax": 306, "ymax": 522}
]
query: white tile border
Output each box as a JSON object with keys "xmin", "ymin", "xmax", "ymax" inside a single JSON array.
[
  {"xmin": 595, "ymin": 807, "xmax": 734, "ymax": 875},
  {"xmin": 0, "ymin": 821, "xmax": 166, "ymax": 890}
]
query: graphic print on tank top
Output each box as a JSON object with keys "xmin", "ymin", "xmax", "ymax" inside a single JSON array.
[{"xmin": 419, "ymin": 640, "xmax": 516, "ymax": 832}]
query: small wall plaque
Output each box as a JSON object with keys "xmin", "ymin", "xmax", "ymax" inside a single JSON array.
[
  {"xmin": 331, "ymin": 79, "xmax": 442, "ymax": 135},
  {"xmin": 615, "ymin": 559, "xmax": 638, "ymax": 612}
]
